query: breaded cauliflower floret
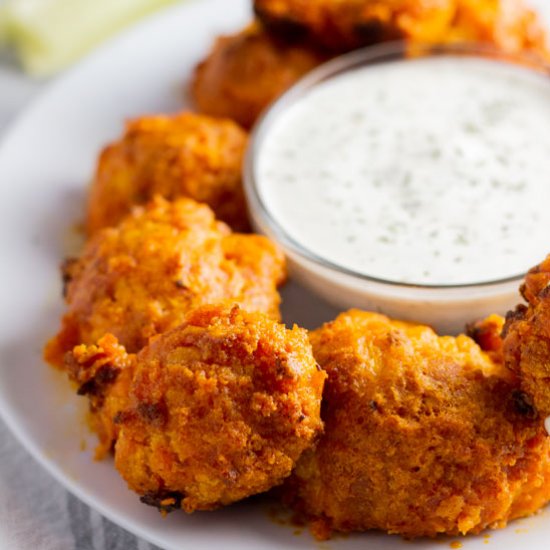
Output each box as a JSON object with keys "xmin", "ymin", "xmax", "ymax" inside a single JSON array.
[
  {"xmin": 68, "ymin": 304, "xmax": 326, "ymax": 512},
  {"xmin": 254, "ymin": 0, "xmax": 455, "ymax": 51},
  {"xmin": 286, "ymin": 310, "xmax": 550, "ymax": 539},
  {"xmin": 254, "ymin": 0, "xmax": 549, "ymax": 58},
  {"xmin": 504, "ymin": 255, "xmax": 550, "ymax": 419},
  {"xmin": 192, "ymin": 23, "xmax": 325, "ymax": 129},
  {"xmin": 87, "ymin": 112, "xmax": 249, "ymax": 233},
  {"xmin": 45, "ymin": 197, "xmax": 286, "ymax": 367}
]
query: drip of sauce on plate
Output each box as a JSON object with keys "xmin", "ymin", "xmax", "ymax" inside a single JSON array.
[{"xmin": 258, "ymin": 56, "xmax": 550, "ymax": 286}]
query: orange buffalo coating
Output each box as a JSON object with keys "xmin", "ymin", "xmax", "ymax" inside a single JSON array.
[
  {"xmin": 449, "ymin": 0, "xmax": 549, "ymax": 57},
  {"xmin": 45, "ymin": 197, "xmax": 286, "ymax": 368},
  {"xmin": 255, "ymin": 0, "xmax": 454, "ymax": 51},
  {"xmin": 67, "ymin": 304, "xmax": 326, "ymax": 512},
  {"xmin": 286, "ymin": 310, "xmax": 550, "ymax": 539},
  {"xmin": 86, "ymin": 112, "xmax": 249, "ymax": 234},
  {"xmin": 504, "ymin": 255, "xmax": 550, "ymax": 419},
  {"xmin": 467, "ymin": 313, "xmax": 505, "ymax": 365},
  {"xmin": 191, "ymin": 23, "xmax": 326, "ymax": 129},
  {"xmin": 254, "ymin": 0, "xmax": 550, "ymax": 57},
  {"xmin": 66, "ymin": 334, "xmax": 133, "ymax": 458}
]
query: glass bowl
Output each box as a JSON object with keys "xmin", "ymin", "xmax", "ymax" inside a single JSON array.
[{"xmin": 243, "ymin": 41, "xmax": 550, "ymax": 334}]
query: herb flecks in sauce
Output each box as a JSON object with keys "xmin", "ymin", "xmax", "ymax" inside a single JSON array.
[{"xmin": 258, "ymin": 57, "xmax": 550, "ymax": 285}]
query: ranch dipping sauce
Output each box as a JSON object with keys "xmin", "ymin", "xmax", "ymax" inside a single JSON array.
[{"xmin": 257, "ymin": 56, "xmax": 550, "ymax": 286}]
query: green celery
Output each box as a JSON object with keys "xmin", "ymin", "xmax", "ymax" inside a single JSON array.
[{"xmin": 0, "ymin": 0, "xmax": 181, "ymax": 76}]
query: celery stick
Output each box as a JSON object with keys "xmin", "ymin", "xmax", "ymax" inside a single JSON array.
[{"xmin": 3, "ymin": 0, "xmax": 181, "ymax": 76}]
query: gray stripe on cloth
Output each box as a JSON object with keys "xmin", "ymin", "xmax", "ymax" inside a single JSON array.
[
  {"xmin": 89, "ymin": 509, "xmax": 106, "ymax": 549},
  {"xmin": 138, "ymin": 538, "xmax": 162, "ymax": 550},
  {"xmin": 67, "ymin": 494, "xmax": 94, "ymax": 550},
  {"xmin": 65, "ymin": 492, "xmax": 161, "ymax": 550},
  {"xmin": 101, "ymin": 516, "xmax": 139, "ymax": 550}
]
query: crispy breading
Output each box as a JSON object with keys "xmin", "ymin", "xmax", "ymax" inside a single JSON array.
[
  {"xmin": 45, "ymin": 197, "xmax": 286, "ymax": 367},
  {"xmin": 67, "ymin": 304, "xmax": 325, "ymax": 512},
  {"xmin": 255, "ymin": 0, "xmax": 452, "ymax": 51},
  {"xmin": 66, "ymin": 334, "xmax": 133, "ymax": 458},
  {"xmin": 254, "ymin": 0, "xmax": 550, "ymax": 57},
  {"xmin": 503, "ymin": 255, "xmax": 550, "ymax": 419},
  {"xmin": 191, "ymin": 23, "xmax": 326, "ymax": 129},
  {"xmin": 448, "ymin": 0, "xmax": 549, "ymax": 56},
  {"xmin": 467, "ymin": 313, "xmax": 505, "ymax": 365},
  {"xmin": 286, "ymin": 310, "xmax": 550, "ymax": 539},
  {"xmin": 86, "ymin": 112, "xmax": 249, "ymax": 233}
]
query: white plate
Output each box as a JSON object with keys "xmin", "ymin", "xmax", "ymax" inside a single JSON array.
[{"xmin": 0, "ymin": 0, "xmax": 548, "ymax": 548}]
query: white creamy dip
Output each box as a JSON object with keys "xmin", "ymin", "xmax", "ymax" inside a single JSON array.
[{"xmin": 257, "ymin": 57, "xmax": 550, "ymax": 286}]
